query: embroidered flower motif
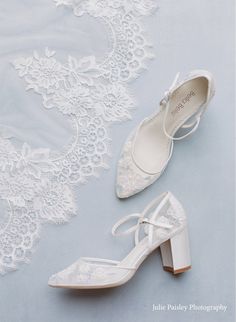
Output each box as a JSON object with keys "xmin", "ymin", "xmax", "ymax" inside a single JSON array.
[
  {"xmin": 16, "ymin": 143, "xmax": 56, "ymax": 179},
  {"xmin": 94, "ymin": 267, "xmax": 106, "ymax": 280},
  {"xmin": 73, "ymin": 260, "xmax": 107, "ymax": 282},
  {"xmin": 117, "ymin": 163, "xmax": 148, "ymax": 198},
  {"xmin": 14, "ymin": 49, "xmax": 67, "ymax": 92},
  {"xmin": 93, "ymin": 84, "xmax": 134, "ymax": 122},
  {"xmin": 45, "ymin": 84, "xmax": 94, "ymax": 115},
  {"xmin": 60, "ymin": 0, "xmax": 123, "ymax": 17},
  {"xmin": 0, "ymin": 203, "xmax": 41, "ymax": 274},
  {"xmin": 33, "ymin": 181, "xmax": 76, "ymax": 223},
  {"xmin": 128, "ymin": 0, "xmax": 158, "ymax": 16},
  {"xmin": 28, "ymin": 56, "xmax": 66, "ymax": 90},
  {"xmin": 0, "ymin": 138, "xmax": 18, "ymax": 171},
  {"xmin": 0, "ymin": 173, "xmax": 38, "ymax": 207},
  {"xmin": 12, "ymin": 57, "xmax": 33, "ymax": 78},
  {"xmin": 54, "ymin": 0, "xmax": 158, "ymax": 17},
  {"xmin": 86, "ymin": 0, "xmax": 124, "ymax": 17},
  {"xmin": 78, "ymin": 261, "xmax": 91, "ymax": 274},
  {"xmin": 67, "ymin": 55, "xmax": 103, "ymax": 84},
  {"xmin": 116, "ymin": 139, "xmax": 157, "ymax": 198}
]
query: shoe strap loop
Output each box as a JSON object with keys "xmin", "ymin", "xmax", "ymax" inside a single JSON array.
[
  {"xmin": 160, "ymin": 72, "xmax": 203, "ymax": 141},
  {"xmin": 112, "ymin": 193, "xmax": 172, "ymax": 248}
]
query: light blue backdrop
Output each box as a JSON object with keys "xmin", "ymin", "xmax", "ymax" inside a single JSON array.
[{"xmin": 0, "ymin": 0, "xmax": 235, "ymax": 321}]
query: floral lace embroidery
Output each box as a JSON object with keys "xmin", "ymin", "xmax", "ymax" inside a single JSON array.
[
  {"xmin": 0, "ymin": 0, "xmax": 158, "ymax": 274},
  {"xmin": 49, "ymin": 194, "xmax": 186, "ymax": 286},
  {"xmin": 13, "ymin": 50, "xmax": 137, "ymax": 184},
  {"xmin": 50, "ymin": 258, "xmax": 124, "ymax": 285},
  {"xmin": 0, "ymin": 137, "xmax": 76, "ymax": 274},
  {"xmin": 54, "ymin": 0, "xmax": 158, "ymax": 17},
  {"xmin": 116, "ymin": 136, "xmax": 158, "ymax": 197}
]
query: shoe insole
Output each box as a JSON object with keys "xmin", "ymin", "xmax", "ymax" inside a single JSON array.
[{"xmin": 133, "ymin": 77, "xmax": 208, "ymax": 174}]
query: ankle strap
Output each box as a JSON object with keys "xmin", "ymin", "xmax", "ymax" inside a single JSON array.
[
  {"xmin": 112, "ymin": 193, "xmax": 173, "ymax": 248},
  {"xmin": 163, "ymin": 112, "xmax": 201, "ymax": 141},
  {"xmin": 160, "ymin": 72, "xmax": 203, "ymax": 141}
]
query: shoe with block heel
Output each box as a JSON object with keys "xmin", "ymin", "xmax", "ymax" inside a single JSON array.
[
  {"xmin": 48, "ymin": 191, "xmax": 191, "ymax": 289},
  {"xmin": 116, "ymin": 70, "xmax": 215, "ymax": 198}
]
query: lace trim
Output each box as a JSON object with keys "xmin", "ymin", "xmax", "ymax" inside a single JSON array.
[
  {"xmin": 0, "ymin": 137, "xmax": 77, "ymax": 274},
  {"xmin": 0, "ymin": 0, "xmax": 158, "ymax": 274}
]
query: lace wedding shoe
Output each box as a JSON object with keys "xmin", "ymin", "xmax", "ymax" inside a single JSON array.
[
  {"xmin": 116, "ymin": 70, "xmax": 215, "ymax": 198},
  {"xmin": 48, "ymin": 192, "xmax": 191, "ymax": 289}
]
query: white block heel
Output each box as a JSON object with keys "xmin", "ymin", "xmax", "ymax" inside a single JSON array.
[
  {"xmin": 160, "ymin": 227, "xmax": 191, "ymax": 275},
  {"xmin": 48, "ymin": 192, "xmax": 191, "ymax": 289}
]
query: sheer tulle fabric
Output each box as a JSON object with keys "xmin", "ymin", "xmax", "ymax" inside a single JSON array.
[{"xmin": 0, "ymin": 0, "xmax": 158, "ymax": 274}]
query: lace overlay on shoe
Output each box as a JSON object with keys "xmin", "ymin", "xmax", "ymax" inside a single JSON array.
[
  {"xmin": 49, "ymin": 258, "xmax": 133, "ymax": 286},
  {"xmin": 49, "ymin": 192, "xmax": 187, "ymax": 287},
  {"xmin": 0, "ymin": 1, "xmax": 159, "ymax": 274},
  {"xmin": 113, "ymin": 192, "xmax": 186, "ymax": 246},
  {"xmin": 116, "ymin": 70, "xmax": 215, "ymax": 197},
  {"xmin": 116, "ymin": 135, "xmax": 159, "ymax": 197}
]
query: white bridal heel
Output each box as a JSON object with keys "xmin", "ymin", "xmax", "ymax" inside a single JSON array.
[
  {"xmin": 116, "ymin": 70, "xmax": 215, "ymax": 198},
  {"xmin": 160, "ymin": 227, "xmax": 191, "ymax": 274},
  {"xmin": 48, "ymin": 192, "xmax": 191, "ymax": 289}
]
